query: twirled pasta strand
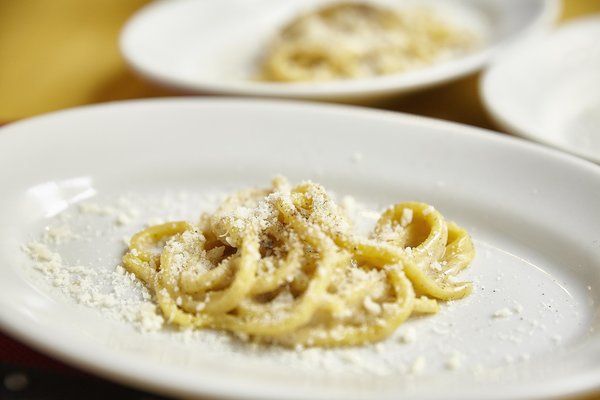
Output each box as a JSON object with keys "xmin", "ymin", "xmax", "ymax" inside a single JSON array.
[{"xmin": 122, "ymin": 178, "xmax": 475, "ymax": 347}]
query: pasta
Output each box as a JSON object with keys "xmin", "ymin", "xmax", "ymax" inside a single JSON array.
[
  {"xmin": 258, "ymin": 2, "xmax": 479, "ymax": 82},
  {"xmin": 123, "ymin": 177, "xmax": 475, "ymax": 347}
]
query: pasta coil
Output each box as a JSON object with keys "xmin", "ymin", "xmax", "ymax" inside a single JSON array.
[{"xmin": 123, "ymin": 178, "xmax": 475, "ymax": 347}]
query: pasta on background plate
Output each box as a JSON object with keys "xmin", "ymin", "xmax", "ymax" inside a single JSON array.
[{"xmin": 259, "ymin": 2, "xmax": 480, "ymax": 82}]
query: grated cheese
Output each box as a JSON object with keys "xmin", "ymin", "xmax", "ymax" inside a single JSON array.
[
  {"xmin": 363, "ymin": 296, "xmax": 382, "ymax": 316},
  {"xmin": 492, "ymin": 308, "xmax": 512, "ymax": 319},
  {"xmin": 400, "ymin": 208, "xmax": 413, "ymax": 227},
  {"xmin": 410, "ymin": 356, "xmax": 426, "ymax": 375},
  {"xmin": 18, "ymin": 188, "xmax": 566, "ymax": 379},
  {"xmin": 446, "ymin": 351, "xmax": 463, "ymax": 370},
  {"xmin": 398, "ymin": 327, "xmax": 417, "ymax": 344}
]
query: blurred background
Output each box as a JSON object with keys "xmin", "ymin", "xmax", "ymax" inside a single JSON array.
[{"xmin": 0, "ymin": 0, "xmax": 599, "ymax": 128}]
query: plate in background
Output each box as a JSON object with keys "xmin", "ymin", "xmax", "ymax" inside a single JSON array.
[
  {"xmin": 482, "ymin": 15, "xmax": 600, "ymax": 163},
  {"xmin": 119, "ymin": 0, "xmax": 559, "ymax": 103}
]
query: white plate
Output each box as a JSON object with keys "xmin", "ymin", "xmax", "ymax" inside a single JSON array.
[
  {"xmin": 0, "ymin": 98, "xmax": 599, "ymax": 400},
  {"xmin": 481, "ymin": 16, "xmax": 600, "ymax": 164},
  {"xmin": 119, "ymin": 0, "xmax": 559, "ymax": 102}
]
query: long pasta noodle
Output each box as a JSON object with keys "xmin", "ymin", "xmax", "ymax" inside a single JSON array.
[{"xmin": 123, "ymin": 177, "xmax": 475, "ymax": 347}]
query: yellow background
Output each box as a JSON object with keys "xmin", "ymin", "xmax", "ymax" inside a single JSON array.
[{"xmin": 1, "ymin": 0, "xmax": 599, "ymax": 128}]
